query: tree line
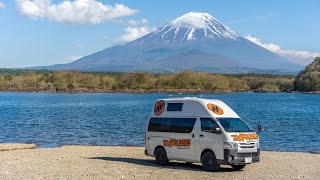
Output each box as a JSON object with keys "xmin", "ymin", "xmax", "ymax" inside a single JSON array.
[{"xmin": 0, "ymin": 69, "xmax": 297, "ymax": 93}]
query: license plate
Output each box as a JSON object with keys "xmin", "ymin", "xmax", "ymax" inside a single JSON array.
[{"xmin": 245, "ymin": 157, "xmax": 252, "ymax": 163}]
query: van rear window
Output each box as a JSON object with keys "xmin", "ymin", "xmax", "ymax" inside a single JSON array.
[
  {"xmin": 167, "ymin": 103, "xmax": 183, "ymax": 111},
  {"xmin": 148, "ymin": 118, "xmax": 196, "ymax": 133}
]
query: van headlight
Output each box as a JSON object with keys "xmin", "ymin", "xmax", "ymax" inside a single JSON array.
[
  {"xmin": 224, "ymin": 142, "xmax": 238, "ymax": 149},
  {"xmin": 257, "ymin": 142, "xmax": 260, "ymax": 149}
]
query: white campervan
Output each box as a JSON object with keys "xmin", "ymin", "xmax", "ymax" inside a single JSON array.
[{"xmin": 144, "ymin": 97, "xmax": 260, "ymax": 171}]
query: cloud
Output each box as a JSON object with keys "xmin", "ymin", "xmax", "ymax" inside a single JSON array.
[
  {"xmin": 245, "ymin": 35, "xmax": 281, "ymax": 52},
  {"xmin": 16, "ymin": 0, "xmax": 137, "ymax": 24},
  {"xmin": 74, "ymin": 43, "xmax": 86, "ymax": 49},
  {"xmin": 0, "ymin": 1, "xmax": 5, "ymax": 9},
  {"xmin": 245, "ymin": 35, "xmax": 320, "ymax": 65},
  {"xmin": 65, "ymin": 55, "xmax": 84, "ymax": 61},
  {"xmin": 128, "ymin": 18, "xmax": 148, "ymax": 26},
  {"xmin": 119, "ymin": 26, "xmax": 157, "ymax": 43}
]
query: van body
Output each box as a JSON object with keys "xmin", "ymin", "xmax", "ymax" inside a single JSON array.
[{"xmin": 144, "ymin": 97, "xmax": 260, "ymax": 171}]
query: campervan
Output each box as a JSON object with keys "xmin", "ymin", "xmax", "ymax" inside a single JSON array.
[{"xmin": 144, "ymin": 98, "xmax": 259, "ymax": 171}]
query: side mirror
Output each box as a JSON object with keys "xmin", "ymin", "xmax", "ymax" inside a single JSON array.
[
  {"xmin": 216, "ymin": 128, "xmax": 221, "ymax": 134},
  {"xmin": 258, "ymin": 124, "xmax": 265, "ymax": 132},
  {"xmin": 211, "ymin": 127, "xmax": 221, "ymax": 134}
]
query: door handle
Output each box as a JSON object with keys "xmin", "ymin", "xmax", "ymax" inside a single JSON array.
[
  {"xmin": 200, "ymin": 134, "xmax": 204, "ymax": 137},
  {"xmin": 192, "ymin": 134, "xmax": 195, "ymax": 138}
]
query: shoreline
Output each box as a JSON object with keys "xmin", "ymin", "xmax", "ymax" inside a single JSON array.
[
  {"xmin": 1, "ymin": 143, "xmax": 319, "ymax": 154},
  {"xmin": 0, "ymin": 89, "xmax": 300, "ymax": 94},
  {"xmin": 1, "ymin": 144, "xmax": 319, "ymax": 179}
]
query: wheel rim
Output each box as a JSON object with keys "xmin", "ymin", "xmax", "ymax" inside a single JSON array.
[{"xmin": 207, "ymin": 157, "xmax": 214, "ymax": 168}]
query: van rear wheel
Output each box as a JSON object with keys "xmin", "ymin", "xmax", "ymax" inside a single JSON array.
[
  {"xmin": 231, "ymin": 165, "xmax": 246, "ymax": 170},
  {"xmin": 201, "ymin": 152, "xmax": 220, "ymax": 172},
  {"xmin": 155, "ymin": 147, "xmax": 169, "ymax": 166}
]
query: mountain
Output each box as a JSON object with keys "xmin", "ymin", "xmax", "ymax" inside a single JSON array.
[
  {"xmin": 294, "ymin": 57, "xmax": 320, "ymax": 92},
  {"xmin": 31, "ymin": 12, "xmax": 303, "ymax": 74}
]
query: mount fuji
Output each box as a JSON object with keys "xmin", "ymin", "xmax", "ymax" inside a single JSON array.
[{"xmin": 33, "ymin": 12, "xmax": 302, "ymax": 74}]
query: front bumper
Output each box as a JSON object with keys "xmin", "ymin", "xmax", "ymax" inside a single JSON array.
[{"xmin": 220, "ymin": 148, "xmax": 260, "ymax": 165}]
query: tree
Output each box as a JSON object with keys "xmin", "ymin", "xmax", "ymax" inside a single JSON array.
[{"xmin": 294, "ymin": 57, "xmax": 320, "ymax": 92}]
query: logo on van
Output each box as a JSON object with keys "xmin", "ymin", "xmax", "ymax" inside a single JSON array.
[
  {"xmin": 163, "ymin": 139, "xmax": 191, "ymax": 148},
  {"xmin": 207, "ymin": 104, "xmax": 224, "ymax": 115},
  {"xmin": 154, "ymin": 100, "xmax": 165, "ymax": 116},
  {"xmin": 231, "ymin": 133, "xmax": 259, "ymax": 142}
]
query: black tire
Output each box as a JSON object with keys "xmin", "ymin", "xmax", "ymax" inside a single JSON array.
[
  {"xmin": 231, "ymin": 165, "xmax": 246, "ymax": 171},
  {"xmin": 201, "ymin": 152, "xmax": 220, "ymax": 172},
  {"xmin": 155, "ymin": 147, "xmax": 169, "ymax": 166}
]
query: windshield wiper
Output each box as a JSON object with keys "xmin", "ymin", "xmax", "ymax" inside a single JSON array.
[{"xmin": 232, "ymin": 130, "xmax": 254, "ymax": 132}]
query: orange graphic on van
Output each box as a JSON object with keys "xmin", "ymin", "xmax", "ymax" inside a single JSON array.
[
  {"xmin": 154, "ymin": 100, "xmax": 165, "ymax": 116},
  {"xmin": 207, "ymin": 103, "xmax": 224, "ymax": 115},
  {"xmin": 231, "ymin": 133, "xmax": 258, "ymax": 142},
  {"xmin": 163, "ymin": 139, "xmax": 191, "ymax": 147}
]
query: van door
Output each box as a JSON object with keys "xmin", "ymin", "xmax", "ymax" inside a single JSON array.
[
  {"xmin": 164, "ymin": 118, "xmax": 196, "ymax": 162},
  {"xmin": 167, "ymin": 130, "xmax": 196, "ymax": 162},
  {"xmin": 198, "ymin": 118, "xmax": 224, "ymax": 160}
]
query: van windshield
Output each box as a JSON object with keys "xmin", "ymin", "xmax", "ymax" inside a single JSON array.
[{"xmin": 217, "ymin": 118, "xmax": 253, "ymax": 132}]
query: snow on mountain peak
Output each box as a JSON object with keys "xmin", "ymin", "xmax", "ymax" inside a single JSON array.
[
  {"xmin": 170, "ymin": 12, "xmax": 239, "ymax": 40},
  {"xmin": 171, "ymin": 12, "xmax": 215, "ymax": 29},
  {"xmin": 134, "ymin": 12, "xmax": 240, "ymax": 45}
]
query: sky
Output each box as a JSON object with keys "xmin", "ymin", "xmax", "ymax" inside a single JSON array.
[{"xmin": 0, "ymin": 0, "xmax": 319, "ymax": 68}]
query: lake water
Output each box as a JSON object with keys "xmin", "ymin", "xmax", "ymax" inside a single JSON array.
[{"xmin": 0, "ymin": 92, "xmax": 319, "ymax": 153}]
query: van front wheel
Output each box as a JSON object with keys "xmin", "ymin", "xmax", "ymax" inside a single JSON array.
[
  {"xmin": 201, "ymin": 152, "xmax": 220, "ymax": 172},
  {"xmin": 155, "ymin": 148, "xmax": 169, "ymax": 166},
  {"xmin": 231, "ymin": 165, "xmax": 246, "ymax": 170}
]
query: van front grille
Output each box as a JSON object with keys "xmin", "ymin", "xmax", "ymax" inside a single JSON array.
[
  {"xmin": 239, "ymin": 142, "xmax": 256, "ymax": 149},
  {"xmin": 239, "ymin": 143, "xmax": 255, "ymax": 145}
]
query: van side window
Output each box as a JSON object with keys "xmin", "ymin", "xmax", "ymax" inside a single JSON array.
[
  {"xmin": 200, "ymin": 118, "xmax": 219, "ymax": 133},
  {"xmin": 148, "ymin": 118, "xmax": 196, "ymax": 133},
  {"xmin": 167, "ymin": 103, "xmax": 183, "ymax": 111}
]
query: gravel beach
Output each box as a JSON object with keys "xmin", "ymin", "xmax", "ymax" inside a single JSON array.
[{"xmin": 0, "ymin": 144, "xmax": 319, "ymax": 180}]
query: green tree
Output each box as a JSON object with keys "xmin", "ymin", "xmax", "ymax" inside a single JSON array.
[{"xmin": 294, "ymin": 57, "xmax": 320, "ymax": 92}]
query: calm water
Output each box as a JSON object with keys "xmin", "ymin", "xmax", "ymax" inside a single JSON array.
[{"xmin": 0, "ymin": 93, "xmax": 319, "ymax": 153}]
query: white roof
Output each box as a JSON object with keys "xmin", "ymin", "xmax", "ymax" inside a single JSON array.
[{"xmin": 151, "ymin": 97, "xmax": 239, "ymax": 118}]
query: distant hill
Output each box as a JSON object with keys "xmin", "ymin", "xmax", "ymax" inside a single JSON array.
[
  {"xmin": 29, "ymin": 12, "xmax": 303, "ymax": 74},
  {"xmin": 294, "ymin": 57, "xmax": 320, "ymax": 92}
]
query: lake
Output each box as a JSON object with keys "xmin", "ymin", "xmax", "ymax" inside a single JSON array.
[{"xmin": 0, "ymin": 92, "xmax": 319, "ymax": 153}]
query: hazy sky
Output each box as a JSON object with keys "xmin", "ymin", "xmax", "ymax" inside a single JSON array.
[{"xmin": 0, "ymin": 0, "xmax": 319, "ymax": 68}]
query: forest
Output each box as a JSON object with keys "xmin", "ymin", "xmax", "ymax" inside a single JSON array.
[{"xmin": 0, "ymin": 69, "xmax": 296, "ymax": 93}]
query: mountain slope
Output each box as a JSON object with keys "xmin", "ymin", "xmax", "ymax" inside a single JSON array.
[{"xmin": 31, "ymin": 12, "xmax": 302, "ymax": 74}]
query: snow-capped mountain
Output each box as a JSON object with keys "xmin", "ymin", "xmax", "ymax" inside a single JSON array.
[
  {"xmin": 135, "ymin": 12, "xmax": 239, "ymax": 45},
  {"xmin": 31, "ymin": 12, "xmax": 302, "ymax": 74}
]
